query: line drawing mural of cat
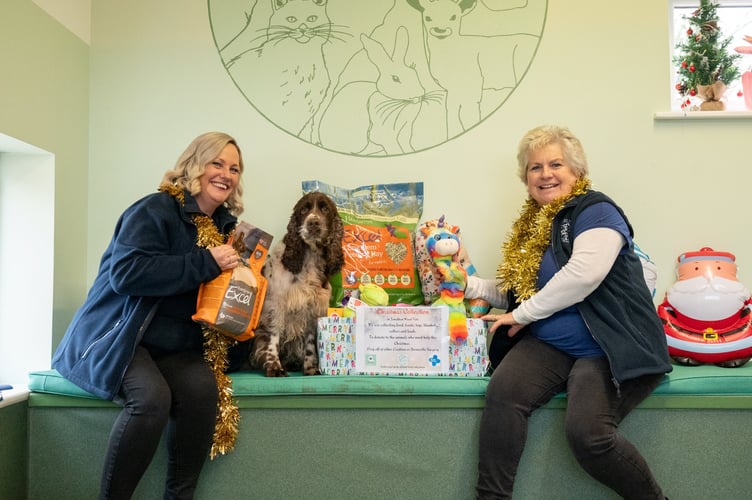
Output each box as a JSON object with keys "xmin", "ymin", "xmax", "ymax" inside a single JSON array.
[
  {"xmin": 219, "ymin": 0, "xmax": 350, "ymax": 143},
  {"xmin": 406, "ymin": 0, "xmax": 540, "ymax": 139},
  {"xmin": 209, "ymin": 0, "xmax": 545, "ymax": 155}
]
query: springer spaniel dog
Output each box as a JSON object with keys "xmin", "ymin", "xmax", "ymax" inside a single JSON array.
[{"xmin": 251, "ymin": 192, "xmax": 345, "ymax": 376}]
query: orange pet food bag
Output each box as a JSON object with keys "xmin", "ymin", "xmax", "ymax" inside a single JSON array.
[{"xmin": 192, "ymin": 222, "xmax": 273, "ymax": 341}]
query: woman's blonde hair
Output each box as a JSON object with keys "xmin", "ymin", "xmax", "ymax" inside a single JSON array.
[
  {"xmin": 160, "ymin": 131, "xmax": 245, "ymax": 215},
  {"xmin": 516, "ymin": 125, "xmax": 589, "ymax": 184}
]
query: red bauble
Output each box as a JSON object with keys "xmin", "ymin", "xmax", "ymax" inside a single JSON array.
[
  {"xmin": 690, "ymin": 89, "xmax": 697, "ymax": 96},
  {"xmin": 681, "ymin": 61, "xmax": 688, "ymax": 68},
  {"xmin": 738, "ymin": 90, "xmax": 744, "ymax": 97},
  {"xmin": 689, "ymin": 65, "xmax": 696, "ymax": 73},
  {"xmin": 687, "ymin": 28, "xmax": 694, "ymax": 36}
]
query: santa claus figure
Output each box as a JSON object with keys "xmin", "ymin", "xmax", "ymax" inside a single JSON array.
[{"xmin": 658, "ymin": 247, "xmax": 752, "ymax": 367}]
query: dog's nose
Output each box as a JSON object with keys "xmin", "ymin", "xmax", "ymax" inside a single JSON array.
[
  {"xmin": 308, "ymin": 220, "xmax": 322, "ymax": 232},
  {"xmin": 306, "ymin": 213, "xmax": 322, "ymax": 225}
]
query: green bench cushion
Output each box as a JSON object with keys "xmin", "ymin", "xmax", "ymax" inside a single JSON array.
[
  {"xmin": 28, "ymin": 369, "xmax": 490, "ymax": 398},
  {"xmin": 28, "ymin": 369, "xmax": 492, "ymax": 409},
  {"xmin": 654, "ymin": 362, "xmax": 752, "ymax": 394},
  {"xmin": 27, "ymin": 362, "xmax": 752, "ymax": 409}
]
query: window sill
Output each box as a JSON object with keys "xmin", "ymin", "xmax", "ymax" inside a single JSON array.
[
  {"xmin": 0, "ymin": 385, "xmax": 29, "ymax": 408},
  {"xmin": 654, "ymin": 110, "xmax": 752, "ymax": 120}
]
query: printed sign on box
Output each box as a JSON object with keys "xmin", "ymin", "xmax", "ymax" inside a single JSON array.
[
  {"xmin": 356, "ymin": 306, "xmax": 449, "ymax": 375},
  {"xmin": 317, "ymin": 310, "xmax": 488, "ymax": 376}
]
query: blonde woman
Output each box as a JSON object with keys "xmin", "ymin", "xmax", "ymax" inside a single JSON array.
[{"xmin": 53, "ymin": 132, "xmax": 245, "ymax": 499}]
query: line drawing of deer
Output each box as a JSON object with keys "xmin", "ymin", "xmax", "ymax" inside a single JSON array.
[{"xmin": 406, "ymin": 0, "xmax": 539, "ymax": 139}]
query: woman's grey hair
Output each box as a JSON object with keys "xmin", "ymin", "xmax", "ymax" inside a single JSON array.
[
  {"xmin": 516, "ymin": 125, "xmax": 589, "ymax": 184},
  {"xmin": 160, "ymin": 131, "xmax": 244, "ymax": 215}
]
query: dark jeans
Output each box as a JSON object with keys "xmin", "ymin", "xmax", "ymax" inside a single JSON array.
[
  {"xmin": 99, "ymin": 346, "xmax": 218, "ymax": 500},
  {"xmin": 476, "ymin": 335, "xmax": 665, "ymax": 500}
]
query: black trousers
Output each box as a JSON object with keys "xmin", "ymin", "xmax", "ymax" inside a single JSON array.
[
  {"xmin": 99, "ymin": 346, "xmax": 218, "ymax": 500},
  {"xmin": 476, "ymin": 334, "xmax": 665, "ymax": 500}
]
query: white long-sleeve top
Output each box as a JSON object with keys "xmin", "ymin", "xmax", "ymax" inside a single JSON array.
[{"xmin": 465, "ymin": 228, "xmax": 625, "ymax": 324}]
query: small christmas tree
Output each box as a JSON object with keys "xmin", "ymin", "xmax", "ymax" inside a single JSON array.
[{"xmin": 673, "ymin": 0, "xmax": 741, "ymax": 110}]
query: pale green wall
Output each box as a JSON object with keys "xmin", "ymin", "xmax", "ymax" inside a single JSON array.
[
  {"xmin": 0, "ymin": 0, "xmax": 89, "ymax": 351},
  {"xmin": 87, "ymin": 0, "xmax": 752, "ymax": 311},
  {"xmin": 7, "ymin": 0, "xmax": 752, "ymax": 351}
]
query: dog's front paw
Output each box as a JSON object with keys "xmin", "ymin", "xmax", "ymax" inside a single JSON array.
[
  {"xmin": 264, "ymin": 360, "xmax": 288, "ymax": 377},
  {"xmin": 303, "ymin": 363, "xmax": 321, "ymax": 376}
]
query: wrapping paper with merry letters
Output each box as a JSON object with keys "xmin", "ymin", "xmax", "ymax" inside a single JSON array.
[{"xmin": 317, "ymin": 316, "xmax": 488, "ymax": 376}]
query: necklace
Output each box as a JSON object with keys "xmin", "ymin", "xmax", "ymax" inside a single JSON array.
[
  {"xmin": 159, "ymin": 184, "xmax": 239, "ymax": 458},
  {"xmin": 496, "ymin": 177, "xmax": 591, "ymax": 302}
]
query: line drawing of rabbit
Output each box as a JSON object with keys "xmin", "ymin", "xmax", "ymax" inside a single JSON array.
[
  {"xmin": 407, "ymin": 0, "xmax": 540, "ymax": 139},
  {"xmin": 358, "ymin": 26, "xmax": 443, "ymax": 155}
]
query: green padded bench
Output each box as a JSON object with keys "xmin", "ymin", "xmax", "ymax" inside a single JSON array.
[{"xmin": 26, "ymin": 365, "xmax": 752, "ymax": 499}]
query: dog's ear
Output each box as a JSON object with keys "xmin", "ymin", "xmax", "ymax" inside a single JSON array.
[
  {"xmin": 324, "ymin": 203, "xmax": 345, "ymax": 277},
  {"xmin": 281, "ymin": 204, "xmax": 306, "ymax": 274}
]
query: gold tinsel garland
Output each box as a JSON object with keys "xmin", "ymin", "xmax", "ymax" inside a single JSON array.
[
  {"xmin": 159, "ymin": 184, "xmax": 239, "ymax": 459},
  {"xmin": 496, "ymin": 177, "xmax": 591, "ymax": 302}
]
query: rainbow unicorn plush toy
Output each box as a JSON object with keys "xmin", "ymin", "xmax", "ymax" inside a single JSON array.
[{"xmin": 420, "ymin": 215, "xmax": 468, "ymax": 344}]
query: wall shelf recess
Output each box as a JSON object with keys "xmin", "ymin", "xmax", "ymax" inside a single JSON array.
[{"xmin": 654, "ymin": 111, "xmax": 752, "ymax": 120}]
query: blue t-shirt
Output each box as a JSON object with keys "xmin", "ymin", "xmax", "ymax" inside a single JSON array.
[{"xmin": 529, "ymin": 202, "xmax": 632, "ymax": 357}]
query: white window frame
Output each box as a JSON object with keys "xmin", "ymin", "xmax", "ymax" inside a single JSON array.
[{"xmin": 669, "ymin": 0, "xmax": 752, "ymax": 112}]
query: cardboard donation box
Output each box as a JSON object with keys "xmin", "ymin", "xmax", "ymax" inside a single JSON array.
[{"xmin": 317, "ymin": 306, "xmax": 488, "ymax": 376}]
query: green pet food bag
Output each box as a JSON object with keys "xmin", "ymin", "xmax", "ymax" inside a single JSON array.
[{"xmin": 302, "ymin": 180, "xmax": 424, "ymax": 306}]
